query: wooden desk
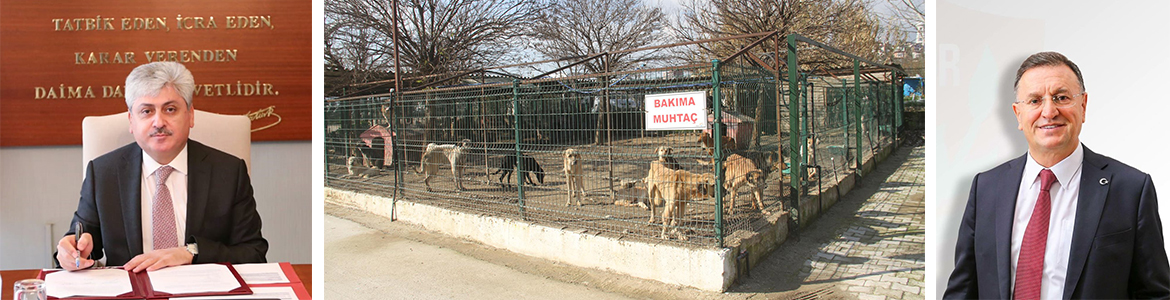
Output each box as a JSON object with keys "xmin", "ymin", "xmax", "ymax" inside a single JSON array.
[
  {"xmin": 2, "ymin": 263, "xmax": 312, "ymax": 299},
  {"xmin": 293, "ymin": 264, "xmax": 312, "ymax": 295}
]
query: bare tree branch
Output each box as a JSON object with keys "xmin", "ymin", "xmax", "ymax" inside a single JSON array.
[
  {"xmin": 677, "ymin": 0, "xmax": 883, "ymax": 69},
  {"xmin": 325, "ymin": 0, "xmax": 543, "ymax": 96},
  {"xmin": 529, "ymin": 0, "xmax": 669, "ymax": 74}
]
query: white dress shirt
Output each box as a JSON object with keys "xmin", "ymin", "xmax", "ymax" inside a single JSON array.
[
  {"xmin": 140, "ymin": 144, "xmax": 189, "ymax": 253},
  {"xmin": 1010, "ymin": 144, "xmax": 1083, "ymax": 300}
]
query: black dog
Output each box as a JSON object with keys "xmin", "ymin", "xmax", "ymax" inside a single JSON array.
[{"xmin": 491, "ymin": 153, "xmax": 545, "ymax": 187}]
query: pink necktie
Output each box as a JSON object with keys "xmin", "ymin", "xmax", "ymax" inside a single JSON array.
[
  {"xmin": 152, "ymin": 166, "xmax": 178, "ymax": 250},
  {"xmin": 1014, "ymin": 169, "xmax": 1057, "ymax": 300}
]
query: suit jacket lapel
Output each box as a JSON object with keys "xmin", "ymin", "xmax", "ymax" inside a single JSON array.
[
  {"xmin": 1063, "ymin": 146, "xmax": 1111, "ymax": 299},
  {"xmin": 996, "ymin": 154, "xmax": 1028, "ymax": 299},
  {"xmin": 186, "ymin": 141, "xmax": 210, "ymax": 238},
  {"xmin": 120, "ymin": 145, "xmax": 145, "ymax": 256}
]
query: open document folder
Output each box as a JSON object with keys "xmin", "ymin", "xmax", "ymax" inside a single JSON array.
[{"xmin": 39, "ymin": 263, "xmax": 251, "ymax": 299}]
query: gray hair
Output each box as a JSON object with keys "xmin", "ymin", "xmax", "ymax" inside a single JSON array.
[
  {"xmin": 1013, "ymin": 51, "xmax": 1085, "ymax": 92},
  {"xmin": 124, "ymin": 62, "xmax": 195, "ymax": 110}
]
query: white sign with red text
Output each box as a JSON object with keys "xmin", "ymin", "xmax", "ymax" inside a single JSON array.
[{"xmin": 645, "ymin": 91, "xmax": 707, "ymax": 130}]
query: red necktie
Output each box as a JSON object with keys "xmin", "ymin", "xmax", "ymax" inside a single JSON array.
[
  {"xmin": 152, "ymin": 166, "xmax": 179, "ymax": 250},
  {"xmin": 1014, "ymin": 169, "xmax": 1057, "ymax": 300}
]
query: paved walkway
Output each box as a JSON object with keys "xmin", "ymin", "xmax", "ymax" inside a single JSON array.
[
  {"xmin": 325, "ymin": 212, "xmax": 634, "ymax": 300},
  {"xmin": 798, "ymin": 144, "xmax": 925, "ymax": 299}
]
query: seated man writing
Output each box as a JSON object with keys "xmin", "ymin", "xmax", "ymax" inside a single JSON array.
[{"xmin": 55, "ymin": 61, "xmax": 267, "ymax": 272}]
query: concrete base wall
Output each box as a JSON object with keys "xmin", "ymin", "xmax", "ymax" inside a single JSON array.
[
  {"xmin": 326, "ymin": 188, "xmax": 737, "ymax": 291},
  {"xmin": 796, "ymin": 140, "xmax": 894, "ymax": 230},
  {"xmin": 821, "ymin": 185, "xmax": 839, "ymax": 211},
  {"xmin": 838, "ymin": 172, "xmax": 857, "ymax": 199},
  {"xmin": 725, "ymin": 211, "xmax": 790, "ymax": 274},
  {"xmin": 878, "ymin": 143, "xmax": 893, "ymax": 161},
  {"xmin": 797, "ymin": 193, "xmax": 819, "ymax": 228}
]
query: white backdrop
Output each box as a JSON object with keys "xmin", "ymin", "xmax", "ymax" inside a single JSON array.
[{"xmin": 932, "ymin": 0, "xmax": 1170, "ymax": 297}]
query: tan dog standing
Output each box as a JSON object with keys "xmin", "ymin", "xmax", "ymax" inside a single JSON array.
[
  {"xmin": 415, "ymin": 139, "xmax": 471, "ymax": 192},
  {"xmin": 645, "ymin": 146, "xmax": 682, "ymax": 223},
  {"xmin": 563, "ymin": 148, "xmax": 586, "ymax": 206},
  {"xmin": 654, "ymin": 169, "xmax": 715, "ymax": 240},
  {"xmin": 723, "ymin": 153, "xmax": 769, "ymax": 216},
  {"xmin": 805, "ymin": 135, "xmax": 818, "ymax": 181}
]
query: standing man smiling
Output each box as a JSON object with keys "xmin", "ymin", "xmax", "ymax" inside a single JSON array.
[
  {"xmin": 945, "ymin": 51, "xmax": 1170, "ymax": 299},
  {"xmin": 54, "ymin": 61, "xmax": 267, "ymax": 272}
]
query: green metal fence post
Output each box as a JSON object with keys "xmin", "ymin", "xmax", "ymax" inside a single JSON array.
[
  {"xmin": 512, "ymin": 79, "xmax": 526, "ymax": 219},
  {"xmin": 800, "ymin": 79, "xmax": 810, "ymax": 183},
  {"xmin": 786, "ymin": 34, "xmax": 802, "ymax": 212},
  {"xmin": 712, "ymin": 59, "xmax": 725, "ymax": 248},
  {"xmin": 889, "ymin": 77, "xmax": 896, "ymax": 140},
  {"xmin": 853, "ymin": 60, "xmax": 863, "ymax": 173},
  {"xmin": 895, "ymin": 74, "xmax": 904, "ymax": 133},
  {"xmin": 797, "ymin": 79, "xmax": 805, "ymax": 183},
  {"xmin": 842, "ymin": 84, "xmax": 850, "ymax": 170}
]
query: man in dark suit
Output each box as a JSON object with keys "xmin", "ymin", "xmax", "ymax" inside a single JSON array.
[
  {"xmin": 55, "ymin": 62, "xmax": 267, "ymax": 272},
  {"xmin": 944, "ymin": 52, "xmax": 1170, "ymax": 299}
]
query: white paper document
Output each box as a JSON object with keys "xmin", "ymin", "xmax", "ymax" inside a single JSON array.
[
  {"xmin": 180, "ymin": 286, "xmax": 299, "ymax": 300},
  {"xmin": 148, "ymin": 264, "xmax": 241, "ymax": 294},
  {"xmin": 234, "ymin": 263, "xmax": 290, "ymax": 284},
  {"xmin": 44, "ymin": 268, "xmax": 133, "ymax": 298}
]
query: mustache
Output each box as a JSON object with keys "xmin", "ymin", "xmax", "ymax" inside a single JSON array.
[{"xmin": 149, "ymin": 127, "xmax": 173, "ymax": 136}]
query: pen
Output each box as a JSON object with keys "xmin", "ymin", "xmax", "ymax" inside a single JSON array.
[{"xmin": 75, "ymin": 221, "xmax": 83, "ymax": 268}]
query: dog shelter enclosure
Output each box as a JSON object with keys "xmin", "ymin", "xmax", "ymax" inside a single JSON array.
[{"xmin": 326, "ymin": 32, "xmax": 906, "ymax": 284}]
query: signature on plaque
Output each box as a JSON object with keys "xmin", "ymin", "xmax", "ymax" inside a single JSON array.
[{"xmin": 247, "ymin": 105, "xmax": 281, "ymax": 132}]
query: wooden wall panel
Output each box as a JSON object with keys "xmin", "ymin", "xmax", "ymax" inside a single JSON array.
[{"xmin": 0, "ymin": 0, "xmax": 311, "ymax": 146}]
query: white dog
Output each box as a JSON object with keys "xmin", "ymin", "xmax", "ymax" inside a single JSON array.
[
  {"xmin": 415, "ymin": 139, "xmax": 471, "ymax": 192},
  {"xmin": 563, "ymin": 148, "xmax": 585, "ymax": 206},
  {"xmin": 345, "ymin": 156, "xmax": 382, "ymax": 178}
]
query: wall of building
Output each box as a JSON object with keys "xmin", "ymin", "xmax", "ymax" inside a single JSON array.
[{"xmin": 0, "ymin": 141, "xmax": 312, "ymax": 269}]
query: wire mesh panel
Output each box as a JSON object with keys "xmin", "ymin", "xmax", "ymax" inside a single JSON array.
[
  {"xmin": 710, "ymin": 63, "xmax": 789, "ymax": 237},
  {"xmin": 325, "ymin": 96, "xmax": 396, "ymax": 196},
  {"xmin": 769, "ymin": 34, "xmax": 905, "ymax": 229},
  {"xmin": 807, "ymin": 78, "xmax": 856, "ymax": 200},
  {"xmin": 507, "ymin": 65, "xmax": 723, "ymax": 245},
  {"xmin": 323, "ymin": 33, "xmax": 906, "ymax": 248},
  {"xmin": 394, "ymin": 82, "xmax": 524, "ymax": 219}
]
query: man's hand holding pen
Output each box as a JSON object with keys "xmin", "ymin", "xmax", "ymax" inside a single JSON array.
[{"xmin": 56, "ymin": 228, "xmax": 95, "ymax": 271}]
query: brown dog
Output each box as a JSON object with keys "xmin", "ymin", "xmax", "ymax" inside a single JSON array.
[
  {"xmin": 653, "ymin": 169, "xmax": 716, "ymax": 240},
  {"xmin": 563, "ymin": 148, "xmax": 586, "ymax": 206},
  {"xmin": 723, "ymin": 153, "xmax": 769, "ymax": 216},
  {"xmin": 698, "ymin": 131, "xmax": 737, "ymax": 156},
  {"xmin": 645, "ymin": 146, "xmax": 683, "ymax": 223},
  {"xmin": 805, "ymin": 135, "xmax": 819, "ymax": 181}
]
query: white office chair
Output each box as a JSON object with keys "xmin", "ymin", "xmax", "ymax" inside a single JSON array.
[{"xmin": 81, "ymin": 110, "xmax": 252, "ymax": 177}]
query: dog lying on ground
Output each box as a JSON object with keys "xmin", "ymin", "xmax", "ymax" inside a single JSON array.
[
  {"xmin": 613, "ymin": 179, "xmax": 648, "ymax": 208},
  {"xmin": 651, "ymin": 169, "xmax": 716, "ymax": 240},
  {"xmin": 698, "ymin": 131, "xmax": 737, "ymax": 156},
  {"xmin": 645, "ymin": 146, "xmax": 684, "ymax": 223},
  {"xmin": 491, "ymin": 152, "xmax": 545, "ymax": 188},
  {"xmin": 345, "ymin": 156, "xmax": 383, "ymax": 178},
  {"xmin": 415, "ymin": 139, "xmax": 471, "ymax": 192},
  {"xmin": 563, "ymin": 148, "xmax": 586, "ymax": 206}
]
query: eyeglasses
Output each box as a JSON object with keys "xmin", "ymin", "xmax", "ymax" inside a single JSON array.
[{"xmin": 1015, "ymin": 92, "xmax": 1084, "ymax": 109}]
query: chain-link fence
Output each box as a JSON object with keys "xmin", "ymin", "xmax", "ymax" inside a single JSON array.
[{"xmin": 325, "ymin": 33, "xmax": 905, "ymax": 248}]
